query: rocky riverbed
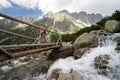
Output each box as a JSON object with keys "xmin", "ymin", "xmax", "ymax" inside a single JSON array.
[{"xmin": 0, "ymin": 20, "xmax": 120, "ymax": 80}]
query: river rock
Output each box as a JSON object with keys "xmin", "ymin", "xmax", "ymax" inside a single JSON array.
[
  {"xmin": 94, "ymin": 55, "xmax": 112, "ymax": 75},
  {"xmin": 58, "ymin": 72, "xmax": 84, "ymax": 80},
  {"xmin": 73, "ymin": 47, "xmax": 89, "ymax": 59},
  {"xmin": 47, "ymin": 45, "xmax": 74, "ymax": 61},
  {"xmin": 105, "ymin": 20, "xmax": 120, "ymax": 33},
  {"xmin": 73, "ymin": 30, "xmax": 112, "ymax": 59},
  {"xmin": 74, "ymin": 32, "xmax": 98, "ymax": 47},
  {"xmin": 73, "ymin": 31, "xmax": 98, "ymax": 59},
  {"xmin": 0, "ymin": 58, "xmax": 52, "ymax": 80},
  {"xmin": 49, "ymin": 68, "xmax": 84, "ymax": 80}
]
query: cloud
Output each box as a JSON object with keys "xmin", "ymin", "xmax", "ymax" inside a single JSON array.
[
  {"xmin": 0, "ymin": 0, "xmax": 12, "ymax": 9},
  {"xmin": 37, "ymin": 0, "xmax": 73, "ymax": 14},
  {"xmin": 1, "ymin": 0, "xmax": 120, "ymax": 16},
  {"xmin": 37, "ymin": 0, "xmax": 120, "ymax": 15},
  {"xmin": 0, "ymin": 17, "xmax": 4, "ymax": 19},
  {"xmin": 10, "ymin": 0, "xmax": 38, "ymax": 9}
]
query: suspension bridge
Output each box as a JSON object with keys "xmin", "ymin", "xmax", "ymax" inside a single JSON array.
[{"xmin": 0, "ymin": 12, "xmax": 62, "ymax": 61}]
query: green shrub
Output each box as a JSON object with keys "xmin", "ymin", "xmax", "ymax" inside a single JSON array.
[{"xmin": 49, "ymin": 33, "xmax": 59, "ymax": 42}]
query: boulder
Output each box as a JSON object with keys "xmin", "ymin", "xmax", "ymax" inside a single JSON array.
[
  {"xmin": 73, "ymin": 30, "xmax": 112, "ymax": 59},
  {"xmin": 113, "ymin": 34, "xmax": 120, "ymax": 46},
  {"xmin": 47, "ymin": 45, "xmax": 74, "ymax": 61},
  {"xmin": 73, "ymin": 31, "xmax": 98, "ymax": 59},
  {"xmin": 105, "ymin": 20, "xmax": 120, "ymax": 33},
  {"xmin": 115, "ymin": 46, "xmax": 120, "ymax": 52},
  {"xmin": 74, "ymin": 32, "xmax": 98, "ymax": 47},
  {"xmin": 71, "ymin": 72, "xmax": 84, "ymax": 80},
  {"xmin": 73, "ymin": 48, "xmax": 89, "ymax": 59},
  {"xmin": 0, "ymin": 58, "xmax": 52, "ymax": 80},
  {"xmin": 49, "ymin": 68, "xmax": 84, "ymax": 80},
  {"xmin": 74, "ymin": 30, "xmax": 111, "ymax": 46},
  {"xmin": 58, "ymin": 72, "xmax": 84, "ymax": 80},
  {"xmin": 94, "ymin": 55, "xmax": 112, "ymax": 75}
]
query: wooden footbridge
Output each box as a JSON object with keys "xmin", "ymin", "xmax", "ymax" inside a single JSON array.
[{"xmin": 0, "ymin": 13, "xmax": 62, "ymax": 61}]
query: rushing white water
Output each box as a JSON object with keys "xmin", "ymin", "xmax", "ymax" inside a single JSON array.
[
  {"xmin": 28, "ymin": 34, "xmax": 120, "ymax": 80},
  {"xmin": 1, "ymin": 56, "xmax": 29, "ymax": 72}
]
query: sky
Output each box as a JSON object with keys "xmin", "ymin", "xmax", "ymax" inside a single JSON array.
[{"xmin": 0, "ymin": 0, "xmax": 120, "ymax": 19}]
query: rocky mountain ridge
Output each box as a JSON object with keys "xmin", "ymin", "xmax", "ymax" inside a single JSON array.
[
  {"xmin": 0, "ymin": 16, "xmax": 35, "ymax": 30},
  {"xmin": 71, "ymin": 11, "xmax": 103, "ymax": 25},
  {"xmin": 44, "ymin": 10, "xmax": 103, "ymax": 25},
  {"xmin": 38, "ymin": 10, "xmax": 103, "ymax": 33},
  {"xmin": 0, "ymin": 10, "xmax": 103, "ymax": 34}
]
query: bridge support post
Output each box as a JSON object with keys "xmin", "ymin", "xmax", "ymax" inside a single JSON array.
[{"xmin": 0, "ymin": 47, "xmax": 13, "ymax": 59}]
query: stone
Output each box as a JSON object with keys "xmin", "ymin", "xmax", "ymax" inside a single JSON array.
[
  {"xmin": 49, "ymin": 68, "xmax": 84, "ymax": 80},
  {"xmin": 94, "ymin": 55, "xmax": 112, "ymax": 75},
  {"xmin": 58, "ymin": 72, "xmax": 84, "ymax": 80},
  {"xmin": 48, "ymin": 68, "xmax": 62, "ymax": 80},
  {"xmin": 73, "ymin": 30, "xmax": 112, "ymax": 59},
  {"xmin": 47, "ymin": 45, "xmax": 74, "ymax": 61},
  {"xmin": 115, "ymin": 46, "xmax": 120, "ymax": 53},
  {"xmin": 105, "ymin": 20, "xmax": 120, "ymax": 33},
  {"xmin": 72, "ymin": 72, "xmax": 84, "ymax": 80},
  {"xmin": 73, "ymin": 31, "xmax": 99, "ymax": 59},
  {"xmin": 74, "ymin": 32, "xmax": 98, "ymax": 45},
  {"xmin": 0, "ymin": 59, "xmax": 52, "ymax": 80},
  {"xmin": 73, "ymin": 48, "xmax": 89, "ymax": 59}
]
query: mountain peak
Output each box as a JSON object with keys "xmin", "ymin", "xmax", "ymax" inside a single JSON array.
[
  {"xmin": 16, "ymin": 16, "xmax": 35, "ymax": 23},
  {"xmin": 0, "ymin": 16, "xmax": 35, "ymax": 30},
  {"xmin": 59, "ymin": 10, "xmax": 70, "ymax": 14},
  {"xmin": 37, "ymin": 10, "xmax": 103, "ymax": 33}
]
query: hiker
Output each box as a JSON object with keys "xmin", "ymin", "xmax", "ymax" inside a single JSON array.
[{"xmin": 39, "ymin": 23, "xmax": 46, "ymax": 42}]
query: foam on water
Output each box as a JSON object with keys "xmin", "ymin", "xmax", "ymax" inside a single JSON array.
[
  {"xmin": 24, "ymin": 73, "xmax": 47, "ymax": 80},
  {"xmin": 1, "ymin": 56, "xmax": 28, "ymax": 72}
]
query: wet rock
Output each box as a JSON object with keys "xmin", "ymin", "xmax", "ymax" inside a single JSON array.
[
  {"xmin": 0, "ymin": 60, "xmax": 12, "ymax": 67},
  {"xmin": 115, "ymin": 46, "xmax": 120, "ymax": 50},
  {"xmin": 73, "ymin": 48, "xmax": 89, "ymax": 59},
  {"xmin": 94, "ymin": 55, "xmax": 112, "ymax": 75},
  {"xmin": 71, "ymin": 72, "xmax": 84, "ymax": 80},
  {"xmin": 48, "ymin": 68, "xmax": 62, "ymax": 80},
  {"xmin": 47, "ymin": 45, "xmax": 74, "ymax": 61},
  {"xmin": 19, "ymin": 57, "xmax": 32, "ymax": 62},
  {"xmin": 113, "ymin": 35, "xmax": 120, "ymax": 46},
  {"xmin": 74, "ymin": 30, "xmax": 111, "ymax": 47},
  {"xmin": 105, "ymin": 20, "xmax": 120, "ymax": 33},
  {"xmin": 49, "ymin": 68, "xmax": 84, "ymax": 80},
  {"xmin": 0, "ymin": 59, "xmax": 52, "ymax": 80},
  {"xmin": 73, "ymin": 30, "xmax": 112, "ymax": 59},
  {"xmin": 115, "ymin": 46, "xmax": 120, "ymax": 53},
  {"xmin": 73, "ymin": 33, "xmax": 98, "ymax": 59}
]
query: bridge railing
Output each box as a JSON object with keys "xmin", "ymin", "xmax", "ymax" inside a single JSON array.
[{"xmin": 0, "ymin": 12, "xmax": 62, "ymax": 44}]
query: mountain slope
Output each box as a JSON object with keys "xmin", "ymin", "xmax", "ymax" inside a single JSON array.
[
  {"xmin": 0, "ymin": 16, "xmax": 35, "ymax": 30},
  {"xmin": 38, "ymin": 10, "xmax": 103, "ymax": 34},
  {"xmin": 0, "ymin": 10, "xmax": 103, "ymax": 44},
  {"xmin": 71, "ymin": 11, "xmax": 103, "ymax": 25}
]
